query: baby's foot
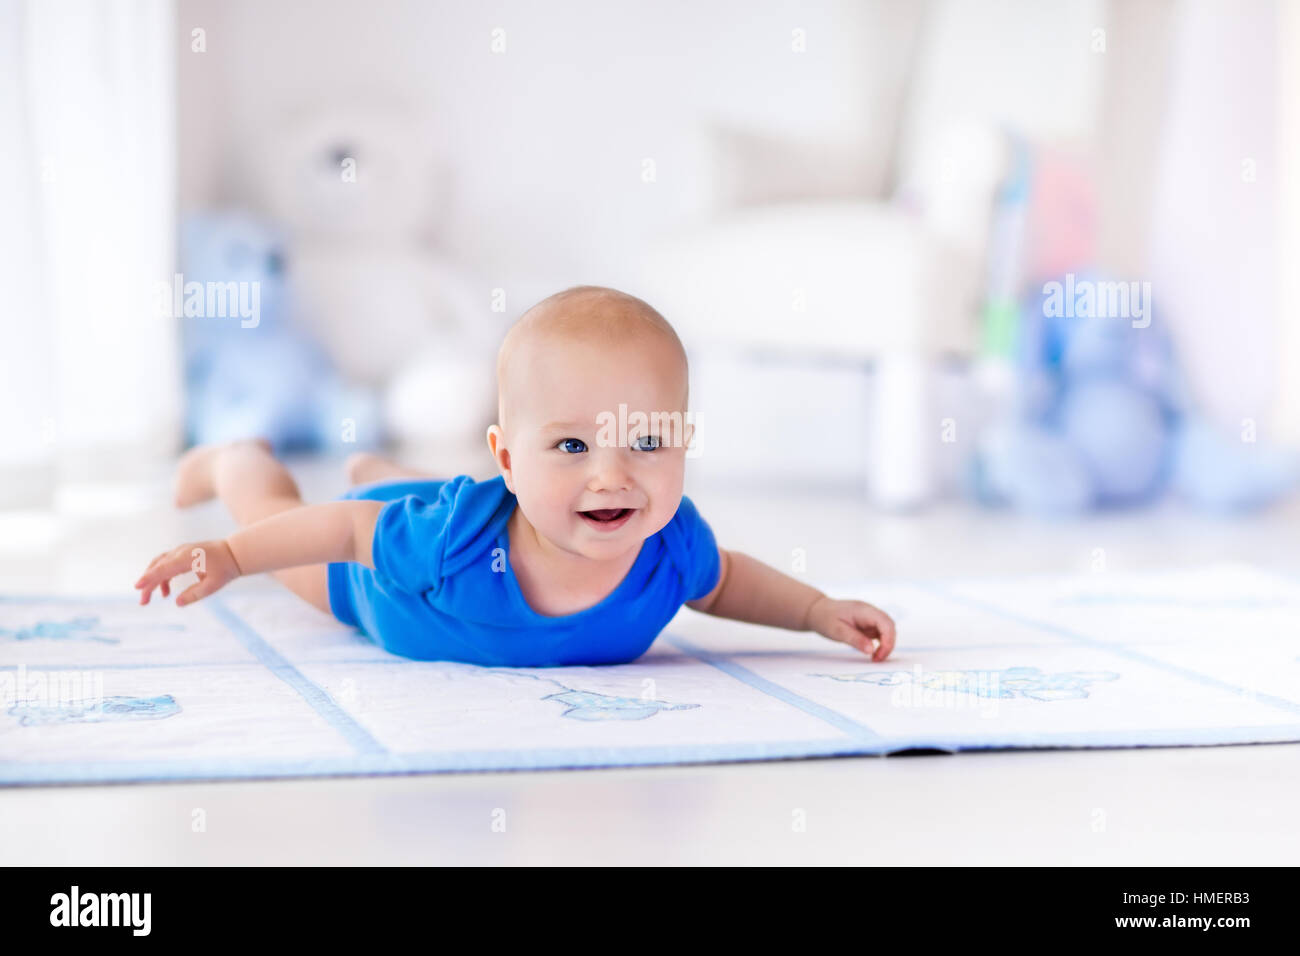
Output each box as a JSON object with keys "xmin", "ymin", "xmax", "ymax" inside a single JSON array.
[
  {"xmin": 344, "ymin": 452, "xmax": 429, "ymax": 486},
  {"xmin": 344, "ymin": 452, "xmax": 393, "ymax": 486},
  {"xmin": 173, "ymin": 438, "xmax": 272, "ymax": 508}
]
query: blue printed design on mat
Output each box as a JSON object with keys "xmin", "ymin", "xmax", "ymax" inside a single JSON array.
[
  {"xmin": 0, "ymin": 616, "xmax": 185, "ymax": 645},
  {"xmin": 1, "ymin": 616, "xmax": 119, "ymax": 644},
  {"xmin": 493, "ymin": 671, "xmax": 699, "ymax": 721},
  {"xmin": 541, "ymin": 689, "xmax": 698, "ymax": 721},
  {"xmin": 9, "ymin": 694, "xmax": 181, "ymax": 726},
  {"xmin": 811, "ymin": 666, "xmax": 1120, "ymax": 702}
]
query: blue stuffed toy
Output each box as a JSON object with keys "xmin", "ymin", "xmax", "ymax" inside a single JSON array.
[
  {"xmin": 970, "ymin": 271, "xmax": 1299, "ymax": 513},
  {"xmin": 179, "ymin": 211, "xmax": 382, "ymax": 454}
]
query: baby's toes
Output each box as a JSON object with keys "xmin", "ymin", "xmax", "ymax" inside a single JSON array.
[
  {"xmin": 344, "ymin": 452, "xmax": 381, "ymax": 485},
  {"xmin": 173, "ymin": 445, "xmax": 219, "ymax": 508}
]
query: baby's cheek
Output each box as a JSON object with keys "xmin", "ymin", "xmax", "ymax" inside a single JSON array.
[
  {"xmin": 539, "ymin": 486, "xmax": 579, "ymax": 525},
  {"xmin": 656, "ymin": 468, "xmax": 687, "ymax": 512},
  {"xmin": 644, "ymin": 499, "xmax": 676, "ymax": 537},
  {"xmin": 515, "ymin": 464, "xmax": 557, "ymax": 507}
]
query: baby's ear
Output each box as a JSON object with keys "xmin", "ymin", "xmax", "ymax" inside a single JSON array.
[{"xmin": 485, "ymin": 425, "xmax": 514, "ymax": 491}]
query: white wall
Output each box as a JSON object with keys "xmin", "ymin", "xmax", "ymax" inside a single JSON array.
[
  {"xmin": 176, "ymin": 0, "xmax": 907, "ymax": 289},
  {"xmin": 1146, "ymin": 0, "xmax": 1279, "ymax": 434},
  {"xmin": 1275, "ymin": 0, "xmax": 1300, "ymax": 441},
  {"xmin": 173, "ymin": 0, "xmax": 1293, "ymax": 472}
]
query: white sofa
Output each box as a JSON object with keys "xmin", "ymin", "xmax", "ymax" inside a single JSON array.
[{"xmin": 636, "ymin": 0, "xmax": 1109, "ymax": 508}]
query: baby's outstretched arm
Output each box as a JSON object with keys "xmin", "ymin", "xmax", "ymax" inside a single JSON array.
[
  {"xmin": 687, "ymin": 548, "xmax": 896, "ymax": 661},
  {"xmin": 134, "ymin": 501, "xmax": 385, "ymax": 607}
]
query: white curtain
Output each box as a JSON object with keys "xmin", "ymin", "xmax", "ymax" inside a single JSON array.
[
  {"xmin": 0, "ymin": 0, "xmax": 179, "ymax": 509},
  {"xmin": 1278, "ymin": 0, "xmax": 1300, "ymax": 442}
]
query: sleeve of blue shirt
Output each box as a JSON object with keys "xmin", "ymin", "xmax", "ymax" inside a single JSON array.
[
  {"xmin": 366, "ymin": 475, "xmax": 508, "ymax": 595},
  {"xmin": 669, "ymin": 494, "xmax": 722, "ymax": 602},
  {"xmin": 368, "ymin": 474, "xmax": 477, "ymax": 595},
  {"xmin": 369, "ymin": 492, "xmax": 454, "ymax": 595}
]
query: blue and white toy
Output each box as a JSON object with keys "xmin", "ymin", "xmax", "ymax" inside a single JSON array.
[
  {"xmin": 180, "ymin": 210, "xmax": 382, "ymax": 454},
  {"xmin": 970, "ymin": 271, "xmax": 1300, "ymax": 514}
]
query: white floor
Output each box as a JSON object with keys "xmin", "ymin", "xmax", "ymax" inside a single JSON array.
[{"xmin": 3, "ymin": 454, "xmax": 1299, "ymax": 865}]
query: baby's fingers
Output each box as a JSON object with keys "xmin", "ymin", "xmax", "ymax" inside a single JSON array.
[
  {"xmin": 826, "ymin": 620, "xmax": 877, "ymax": 657},
  {"xmin": 136, "ymin": 551, "xmax": 169, "ymax": 585},
  {"xmin": 135, "ymin": 550, "xmax": 191, "ymax": 604},
  {"xmin": 176, "ymin": 573, "xmax": 220, "ymax": 608},
  {"xmin": 854, "ymin": 605, "xmax": 896, "ymax": 661}
]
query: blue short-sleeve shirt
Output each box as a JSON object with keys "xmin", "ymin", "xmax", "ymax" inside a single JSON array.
[{"xmin": 327, "ymin": 475, "xmax": 721, "ymax": 666}]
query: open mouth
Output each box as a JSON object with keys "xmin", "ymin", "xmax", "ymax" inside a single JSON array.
[{"xmin": 578, "ymin": 508, "xmax": 635, "ymax": 531}]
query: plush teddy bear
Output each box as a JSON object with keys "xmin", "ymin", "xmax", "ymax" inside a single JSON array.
[
  {"xmin": 256, "ymin": 108, "xmax": 498, "ymax": 457},
  {"xmin": 179, "ymin": 209, "xmax": 382, "ymax": 453}
]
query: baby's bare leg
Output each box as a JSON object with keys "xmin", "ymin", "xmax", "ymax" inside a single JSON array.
[
  {"xmin": 175, "ymin": 439, "xmax": 332, "ymax": 614},
  {"xmin": 344, "ymin": 451, "xmax": 433, "ymax": 486}
]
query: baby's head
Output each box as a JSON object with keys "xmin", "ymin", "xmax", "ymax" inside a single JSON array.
[{"xmin": 486, "ymin": 286, "xmax": 693, "ymax": 561}]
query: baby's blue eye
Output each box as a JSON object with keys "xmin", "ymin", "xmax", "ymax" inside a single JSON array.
[
  {"xmin": 631, "ymin": 435, "xmax": 661, "ymax": 452},
  {"xmin": 558, "ymin": 438, "xmax": 587, "ymax": 454}
]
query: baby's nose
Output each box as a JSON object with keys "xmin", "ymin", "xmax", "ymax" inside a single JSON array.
[{"xmin": 588, "ymin": 447, "xmax": 633, "ymax": 490}]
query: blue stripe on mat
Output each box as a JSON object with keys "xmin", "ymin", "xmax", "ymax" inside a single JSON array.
[
  {"xmin": 0, "ymin": 737, "xmax": 872, "ymax": 784},
  {"xmin": 918, "ymin": 583, "xmax": 1300, "ymax": 717},
  {"xmin": 665, "ymin": 635, "xmax": 884, "ymax": 742},
  {"xmin": 5, "ymin": 724, "xmax": 1300, "ymax": 785},
  {"xmin": 206, "ymin": 598, "xmax": 388, "ymax": 756}
]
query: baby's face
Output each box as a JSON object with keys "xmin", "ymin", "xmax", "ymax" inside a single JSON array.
[{"xmin": 495, "ymin": 333, "xmax": 691, "ymax": 562}]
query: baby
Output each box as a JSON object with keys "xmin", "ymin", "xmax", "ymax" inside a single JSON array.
[{"xmin": 135, "ymin": 286, "xmax": 896, "ymax": 667}]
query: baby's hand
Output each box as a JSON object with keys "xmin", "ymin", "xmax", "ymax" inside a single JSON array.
[
  {"xmin": 807, "ymin": 597, "xmax": 896, "ymax": 661},
  {"xmin": 135, "ymin": 539, "xmax": 241, "ymax": 608}
]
